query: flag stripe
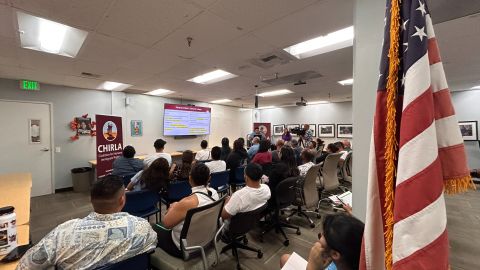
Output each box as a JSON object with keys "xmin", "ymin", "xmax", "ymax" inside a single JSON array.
[
  {"xmin": 438, "ymin": 144, "xmax": 471, "ymax": 179},
  {"xmin": 428, "ymin": 38, "xmax": 441, "ymax": 64},
  {"xmin": 392, "ymin": 194, "xmax": 447, "ymax": 263},
  {"xmin": 435, "ymin": 115, "xmax": 464, "ymax": 148},
  {"xmin": 394, "ymin": 158, "xmax": 444, "ymax": 222},
  {"xmin": 430, "ymin": 62, "xmax": 448, "ymax": 93},
  {"xmin": 392, "ymin": 230, "xmax": 449, "ymax": 269},
  {"xmin": 426, "ymin": 15, "xmax": 435, "ymax": 39},
  {"xmin": 396, "ymin": 122, "xmax": 438, "ymax": 186},
  {"xmin": 399, "ymin": 87, "xmax": 434, "ymax": 148},
  {"xmin": 402, "ymin": 54, "xmax": 430, "ymax": 111},
  {"xmin": 433, "ymin": 89, "xmax": 455, "ymax": 119}
]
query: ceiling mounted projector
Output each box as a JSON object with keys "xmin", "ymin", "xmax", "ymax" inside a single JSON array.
[{"xmin": 296, "ymin": 97, "xmax": 307, "ymax": 106}]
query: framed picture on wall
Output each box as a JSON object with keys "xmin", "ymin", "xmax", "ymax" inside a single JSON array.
[
  {"xmin": 301, "ymin": 124, "xmax": 316, "ymax": 137},
  {"xmin": 318, "ymin": 124, "xmax": 335, "ymax": 138},
  {"xmin": 337, "ymin": 124, "xmax": 353, "ymax": 138},
  {"xmin": 76, "ymin": 117, "xmax": 91, "ymax": 135},
  {"xmin": 273, "ymin": 124, "xmax": 285, "ymax": 136},
  {"xmin": 29, "ymin": 119, "xmax": 41, "ymax": 144},
  {"xmin": 458, "ymin": 121, "xmax": 478, "ymax": 141},
  {"xmin": 286, "ymin": 124, "xmax": 300, "ymax": 135},
  {"xmin": 131, "ymin": 120, "xmax": 143, "ymax": 137}
]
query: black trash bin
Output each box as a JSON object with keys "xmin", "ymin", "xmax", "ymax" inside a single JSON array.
[{"xmin": 71, "ymin": 167, "xmax": 93, "ymax": 192}]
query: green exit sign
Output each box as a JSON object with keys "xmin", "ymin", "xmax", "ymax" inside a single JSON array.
[{"xmin": 20, "ymin": 80, "xmax": 40, "ymax": 91}]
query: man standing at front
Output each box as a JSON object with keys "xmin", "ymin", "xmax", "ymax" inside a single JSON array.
[
  {"xmin": 17, "ymin": 175, "xmax": 157, "ymax": 269},
  {"xmin": 301, "ymin": 124, "xmax": 313, "ymax": 147}
]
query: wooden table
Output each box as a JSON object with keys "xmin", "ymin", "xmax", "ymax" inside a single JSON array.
[{"xmin": 0, "ymin": 173, "xmax": 32, "ymax": 270}]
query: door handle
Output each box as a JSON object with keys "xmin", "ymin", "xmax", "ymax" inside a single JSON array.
[{"xmin": 41, "ymin": 148, "xmax": 49, "ymax": 152}]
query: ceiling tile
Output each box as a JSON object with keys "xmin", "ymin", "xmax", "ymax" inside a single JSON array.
[
  {"xmin": 10, "ymin": 0, "xmax": 114, "ymax": 30},
  {"xmin": 153, "ymin": 12, "xmax": 243, "ymax": 59},
  {"xmin": 77, "ymin": 33, "xmax": 145, "ymax": 66},
  {"xmin": 0, "ymin": 38, "xmax": 19, "ymax": 66},
  {"xmin": 189, "ymin": 0, "xmax": 220, "ymax": 9},
  {"xmin": 96, "ymin": 0, "xmax": 203, "ymax": 47},
  {"xmin": 253, "ymin": 0, "xmax": 353, "ymax": 49},
  {"xmin": 72, "ymin": 60, "xmax": 118, "ymax": 78},
  {"xmin": 159, "ymin": 59, "xmax": 211, "ymax": 81},
  {"xmin": 18, "ymin": 49, "xmax": 76, "ymax": 75},
  {"xmin": 103, "ymin": 67, "xmax": 156, "ymax": 85},
  {"xmin": 208, "ymin": 0, "xmax": 317, "ymax": 32},
  {"xmin": 120, "ymin": 49, "xmax": 186, "ymax": 74},
  {"xmin": 0, "ymin": 5, "xmax": 16, "ymax": 39},
  {"xmin": 63, "ymin": 75, "xmax": 104, "ymax": 90}
]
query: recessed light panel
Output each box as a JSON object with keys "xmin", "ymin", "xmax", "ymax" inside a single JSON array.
[
  {"xmin": 187, "ymin": 69, "xmax": 237, "ymax": 84},
  {"xmin": 257, "ymin": 89, "xmax": 293, "ymax": 97},
  {"xmin": 211, "ymin": 99, "xmax": 232, "ymax": 104},
  {"xmin": 17, "ymin": 11, "xmax": 88, "ymax": 58},
  {"xmin": 338, "ymin": 78, "xmax": 354, "ymax": 86},
  {"xmin": 100, "ymin": 81, "xmax": 131, "ymax": 91},
  {"xmin": 145, "ymin": 89, "xmax": 174, "ymax": 96}
]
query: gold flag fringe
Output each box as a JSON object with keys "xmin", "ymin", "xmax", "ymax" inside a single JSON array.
[{"xmin": 444, "ymin": 176, "xmax": 476, "ymax": 194}]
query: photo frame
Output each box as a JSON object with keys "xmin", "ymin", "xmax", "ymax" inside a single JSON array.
[
  {"xmin": 131, "ymin": 120, "xmax": 143, "ymax": 137},
  {"xmin": 337, "ymin": 124, "xmax": 353, "ymax": 138},
  {"xmin": 301, "ymin": 124, "xmax": 316, "ymax": 137},
  {"xmin": 286, "ymin": 124, "xmax": 300, "ymax": 135},
  {"xmin": 318, "ymin": 124, "xmax": 335, "ymax": 138},
  {"xmin": 76, "ymin": 117, "xmax": 92, "ymax": 135},
  {"xmin": 273, "ymin": 124, "xmax": 285, "ymax": 136},
  {"xmin": 29, "ymin": 119, "xmax": 41, "ymax": 144},
  {"xmin": 458, "ymin": 121, "xmax": 478, "ymax": 141}
]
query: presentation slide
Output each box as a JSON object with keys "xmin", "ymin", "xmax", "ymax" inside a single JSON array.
[{"xmin": 163, "ymin": 104, "xmax": 211, "ymax": 136}]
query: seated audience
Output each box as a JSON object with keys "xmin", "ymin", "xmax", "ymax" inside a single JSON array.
[
  {"xmin": 315, "ymin": 143, "xmax": 340, "ymax": 164},
  {"xmin": 226, "ymin": 139, "xmax": 249, "ymax": 187},
  {"xmin": 298, "ymin": 149, "xmax": 315, "ymax": 176},
  {"xmin": 316, "ymin": 138, "xmax": 325, "ymax": 151},
  {"xmin": 247, "ymin": 137, "xmax": 260, "ymax": 159},
  {"xmin": 220, "ymin": 137, "xmax": 232, "ymax": 161},
  {"xmin": 248, "ymin": 127, "xmax": 265, "ymax": 141},
  {"xmin": 221, "ymin": 163, "xmax": 271, "ymax": 225},
  {"xmin": 127, "ymin": 158, "xmax": 170, "ymax": 192},
  {"xmin": 17, "ymin": 175, "xmax": 157, "ymax": 270},
  {"xmin": 112, "ymin": 145, "xmax": 143, "ymax": 176},
  {"xmin": 170, "ymin": 150, "xmax": 194, "ymax": 181},
  {"xmin": 291, "ymin": 139, "xmax": 303, "ymax": 165},
  {"xmin": 154, "ymin": 163, "xmax": 219, "ymax": 258},
  {"xmin": 144, "ymin": 139, "xmax": 172, "ymax": 167},
  {"xmin": 280, "ymin": 214, "xmax": 364, "ymax": 270},
  {"xmin": 272, "ymin": 139, "xmax": 285, "ymax": 163},
  {"xmin": 205, "ymin": 146, "xmax": 227, "ymax": 173},
  {"xmin": 282, "ymin": 128, "xmax": 292, "ymax": 142},
  {"xmin": 308, "ymin": 140, "xmax": 317, "ymax": 150},
  {"xmin": 195, "ymin": 140, "xmax": 211, "ymax": 161},
  {"xmin": 251, "ymin": 139, "xmax": 272, "ymax": 165},
  {"xmin": 268, "ymin": 146, "xmax": 300, "ymax": 204},
  {"xmin": 342, "ymin": 139, "xmax": 352, "ymax": 152},
  {"xmin": 335, "ymin": 141, "xmax": 349, "ymax": 165}
]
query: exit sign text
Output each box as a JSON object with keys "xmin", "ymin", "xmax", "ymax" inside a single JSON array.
[{"xmin": 20, "ymin": 80, "xmax": 40, "ymax": 91}]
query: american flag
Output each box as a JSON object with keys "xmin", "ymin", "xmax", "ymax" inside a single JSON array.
[{"xmin": 361, "ymin": 0, "xmax": 474, "ymax": 270}]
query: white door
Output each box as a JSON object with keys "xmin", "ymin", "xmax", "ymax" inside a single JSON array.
[{"xmin": 0, "ymin": 100, "xmax": 53, "ymax": 196}]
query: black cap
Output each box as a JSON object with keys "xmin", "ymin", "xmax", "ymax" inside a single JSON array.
[
  {"xmin": 154, "ymin": 139, "xmax": 167, "ymax": 149},
  {"xmin": 0, "ymin": 206, "xmax": 14, "ymax": 216}
]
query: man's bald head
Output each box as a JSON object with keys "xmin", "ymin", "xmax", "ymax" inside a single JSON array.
[{"xmin": 90, "ymin": 175, "xmax": 126, "ymax": 214}]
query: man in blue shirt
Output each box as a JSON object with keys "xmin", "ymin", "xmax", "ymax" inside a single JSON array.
[
  {"xmin": 247, "ymin": 137, "xmax": 260, "ymax": 159},
  {"xmin": 112, "ymin": 145, "xmax": 144, "ymax": 176}
]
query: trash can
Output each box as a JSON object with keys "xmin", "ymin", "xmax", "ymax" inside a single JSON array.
[{"xmin": 71, "ymin": 167, "xmax": 92, "ymax": 192}]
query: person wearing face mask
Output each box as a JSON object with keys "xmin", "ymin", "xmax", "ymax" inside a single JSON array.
[{"xmin": 280, "ymin": 214, "xmax": 364, "ymax": 270}]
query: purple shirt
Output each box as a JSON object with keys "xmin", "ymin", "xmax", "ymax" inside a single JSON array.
[{"xmin": 282, "ymin": 132, "xmax": 292, "ymax": 141}]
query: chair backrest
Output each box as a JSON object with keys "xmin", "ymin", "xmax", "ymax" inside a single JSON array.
[
  {"xmin": 167, "ymin": 180, "xmax": 192, "ymax": 201},
  {"xmin": 275, "ymin": 176, "xmax": 299, "ymax": 209},
  {"xmin": 228, "ymin": 203, "xmax": 268, "ymax": 237},
  {"xmin": 122, "ymin": 190, "xmax": 159, "ymax": 216},
  {"xmin": 180, "ymin": 197, "xmax": 225, "ymax": 258},
  {"xmin": 93, "ymin": 251, "xmax": 152, "ymax": 270},
  {"xmin": 122, "ymin": 173, "xmax": 137, "ymax": 186},
  {"xmin": 303, "ymin": 164, "xmax": 322, "ymax": 208},
  {"xmin": 209, "ymin": 170, "xmax": 230, "ymax": 190},
  {"xmin": 234, "ymin": 166, "xmax": 245, "ymax": 184},
  {"xmin": 321, "ymin": 153, "xmax": 342, "ymax": 191},
  {"xmin": 341, "ymin": 152, "xmax": 353, "ymax": 183}
]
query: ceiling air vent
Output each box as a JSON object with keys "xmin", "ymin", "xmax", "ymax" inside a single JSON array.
[
  {"xmin": 80, "ymin": 72, "xmax": 101, "ymax": 78},
  {"xmin": 261, "ymin": 70, "xmax": 323, "ymax": 86},
  {"xmin": 248, "ymin": 50, "xmax": 296, "ymax": 69}
]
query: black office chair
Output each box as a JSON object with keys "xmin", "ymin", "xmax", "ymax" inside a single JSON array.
[
  {"xmin": 261, "ymin": 163, "xmax": 274, "ymax": 177},
  {"xmin": 220, "ymin": 204, "xmax": 267, "ymax": 270},
  {"xmin": 260, "ymin": 176, "xmax": 301, "ymax": 246},
  {"xmin": 94, "ymin": 251, "xmax": 154, "ymax": 270}
]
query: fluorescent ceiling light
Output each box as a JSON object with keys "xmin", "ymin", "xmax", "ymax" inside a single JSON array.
[
  {"xmin": 187, "ymin": 69, "xmax": 237, "ymax": 84},
  {"xmin": 257, "ymin": 106, "xmax": 275, "ymax": 110},
  {"xmin": 307, "ymin": 100, "xmax": 329, "ymax": 105},
  {"xmin": 211, "ymin": 99, "xmax": 232, "ymax": 104},
  {"xmin": 470, "ymin": 85, "xmax": 480, "ymax": 90},
  {"xmin": 17, "ymin": 11, "xmax": 88, "ymax": 57},
  {"xmin": 100, "ymin": 81, "xmax": 131, "ymax": 91},
  {"xmin": 338, "ymin": 78, "xmax": 354, "ymax": 86},
  {"xmin": 145, "ymin": 89, "xmax": 174, "ymax": 96},
  {"xmin": 257, "ymin": 89, "xmax": 293, "ymax": 97},
  {"xmin": 284, "ymin": 26, "xmax": 354, "ymax": 59}
]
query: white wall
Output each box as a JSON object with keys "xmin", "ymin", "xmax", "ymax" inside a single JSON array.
[
  {"xmin": 258, "ymin": 102, "xmax": 353, "ymax": 145},
  {"xmin": 451, "ymin": 90, "xmax": 480, "ymax": 169},
  {"xmin": 0, "ymin": 78, "xmax": 251, "ymax": 189}
]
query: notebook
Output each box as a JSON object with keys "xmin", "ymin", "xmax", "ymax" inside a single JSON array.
[{"xmin": 281, "ymin": 252, "xmax": 308, "ymax": 270}]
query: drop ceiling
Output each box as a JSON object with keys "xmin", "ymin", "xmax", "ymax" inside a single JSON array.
[{"xmin": 0, "ymin": 0, "xmax": 479, "ymax": 107}]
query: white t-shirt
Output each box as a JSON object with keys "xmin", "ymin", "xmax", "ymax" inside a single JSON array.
[
  {"xmin": 205, "ymin": 160, "xmax": 226, "ymax": 173},
  {"xmin": 195, "ymin": 149, "xmax": 211, "ymax": 161},
  {"xmin": 143, "ymin": 152, "xmax": 172, "ymax": 167},
  {"xmin": 340, "ymin": 150, "xmax": 349, "ymax": 160},
  {"xmin": 224, "ymin": 184, "xmax": 271, "ymax": 216}
]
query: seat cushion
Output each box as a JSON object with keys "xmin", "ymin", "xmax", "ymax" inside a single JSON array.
[{"xmin": 150, "ymin": 247, "xmax": 218, "ymax": 270}]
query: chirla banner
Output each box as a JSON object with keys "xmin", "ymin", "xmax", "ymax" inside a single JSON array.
[{"xmin": 96, "ymin": 115, "xmax": 123, "ymax": 178}]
